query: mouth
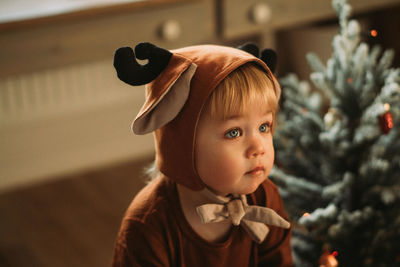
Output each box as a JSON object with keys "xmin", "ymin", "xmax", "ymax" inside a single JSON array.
[{"xmin": 246, "ymin": 166, "xmax": 265, "ymax": 176}]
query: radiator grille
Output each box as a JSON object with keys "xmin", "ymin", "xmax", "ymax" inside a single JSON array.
[{"xmin": 0, "ymin": 60, "xmax": 141, "ymax": 124}]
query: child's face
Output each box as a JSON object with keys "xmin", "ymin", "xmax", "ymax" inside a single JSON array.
[{"xmin": 195, "ymin": 97, "xmax": 275, "ymax": 196}]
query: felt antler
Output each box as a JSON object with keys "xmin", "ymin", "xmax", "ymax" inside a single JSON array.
[
  {"xmin": 237, "ymin": 43, "xmax": 277, "ymax": 73},
  {"xmin": 237, "ymin": 43, "xmax": 260, "ymax": 58},
  {"xmin": 260, "ymin": 48, "xmax": 277, "ymax": 73},
  {"xmin": 114, "ymin": 42, "xmax": 172, "ymax": 86}
]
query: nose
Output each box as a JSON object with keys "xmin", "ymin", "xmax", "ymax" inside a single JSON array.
[{"xmin": 245, "ymin": 135, "xmax": 265, "ymax": 158}]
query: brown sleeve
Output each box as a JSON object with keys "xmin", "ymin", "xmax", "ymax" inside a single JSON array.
[
  {"xmin": 257, "ymin": 181, "xmax": 294, "ymax": 267},
  {"xmin": 111, "ymin": 219, "xmax": 171, "ymax": 267}
]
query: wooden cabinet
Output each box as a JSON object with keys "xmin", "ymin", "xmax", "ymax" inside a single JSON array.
[
  {"xmin": 1, "ymin": 0, "xmax": 399, "ymax": 78},
  {"xmin": 0, "ymin": 0, "xmax": 214, "ymax": 78}
]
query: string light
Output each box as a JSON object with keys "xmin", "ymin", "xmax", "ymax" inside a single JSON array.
[
  {"xmin": 387, "ymin": 114, "xmax": 394, "ymax": 130},
  {"xmin": 303, "ymin": 212, "xmax": 310, "ymax": 217},
  {"xmin": 319, "ymin": 251, "xmax": 339, "ymax": 267},
  {"xmin": 370, "ymin": 29, "xmax": 378, "ymax": 37}
]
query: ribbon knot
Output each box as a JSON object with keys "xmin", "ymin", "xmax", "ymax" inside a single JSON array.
[
  {"xmin": 196, "ymin": 189, "xmax": 290, "ymax": 244},
  {"xmin": 226, "ymin": 198, "xmax": 245, "ymax": 225}
]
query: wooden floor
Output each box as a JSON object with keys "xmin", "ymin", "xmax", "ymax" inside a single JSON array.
[{"xmin": 0, "ymin": 156, "xmax": 153, "ymax": 267}]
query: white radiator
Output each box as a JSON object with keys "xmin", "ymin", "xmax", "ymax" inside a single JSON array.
[
  {"xmin": 0, "ymin": 60, "xmax": 154, "ymax": 192},
  {"xmin": 1, "ymin": 60, "xmax": 137, "ymax": 122}
]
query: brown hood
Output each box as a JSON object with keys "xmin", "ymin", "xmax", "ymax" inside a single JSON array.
[{"xmin": 114, "ymin": 44, "xmax": 278, "ymax": 190}]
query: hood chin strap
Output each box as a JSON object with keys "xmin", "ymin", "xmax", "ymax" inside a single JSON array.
[{"xmin": 196, "ymin": 188, "xmax": 290, "ymax": 244}]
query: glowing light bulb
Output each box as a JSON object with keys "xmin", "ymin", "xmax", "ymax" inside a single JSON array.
[{"xmin": 370, "ymin": 29, "xmax": 378, "ymax": 37}]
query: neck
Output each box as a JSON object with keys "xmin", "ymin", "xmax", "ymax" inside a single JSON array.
[
  {"xmin": 176, "ymin": 183, "xmax": 212, "ymax": 210},
  {"xmin": 175, "ymin": 179, "xmax": 233, "ymax": 243}
]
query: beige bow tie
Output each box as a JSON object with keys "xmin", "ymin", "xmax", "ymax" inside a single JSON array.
[{"xmin": 196, "ymin": 189, "xmax": 290, "ymax": 244}]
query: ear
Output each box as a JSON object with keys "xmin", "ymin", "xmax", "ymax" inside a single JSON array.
[
  {"xmin": 260, "ymin": 48, "xmax": 277, "ymax": 73},
  {"xmin": 114, "ymin": 42, "xmax": 197, "ymax": 134},
  {"xmin": 132, "ymin": 58, "xmax": 197, "ymax": 134}
]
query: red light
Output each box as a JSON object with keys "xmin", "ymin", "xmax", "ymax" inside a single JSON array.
[
  {"xmin": 387, "ymin": 116, "xmax": 393, "ymax": 129},
  {"xmin": 370, "ymin": 30, "xmax": 378, "ymax": 37},
  {"xmin": 332, "ymin": 251, "xmax": 338, "ymax": 257}
]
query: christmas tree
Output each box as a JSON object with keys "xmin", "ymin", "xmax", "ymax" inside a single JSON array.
[{"xmin": 270, "ymin": 0, "xmax": 400, "ymax": 266}]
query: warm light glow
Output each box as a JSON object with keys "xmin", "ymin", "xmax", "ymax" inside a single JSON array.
[
  {"xmin": 319, "ymin": 254, "xmax": 338, "ymax": 267},
  {"xmin": 319, "ymin": 251, "xmax": 339, "ymax": 267},
  {"xmin": 332, "ymin": 251, "xmax": 338, "ymax": 257},
  {"xmin": 303, "ymin": 212, "xmax": 310, "ymax": 217},
  {"xmin": 384, "ymin": 103, "xmax": 391, "ymax": 111},
  {"xmin": 387, "ymin": 116, "xmax": 394, "ymax": 130},
  {"xmin": 370, "ymin": 29, "xmax": 378, "ymax": 37}
]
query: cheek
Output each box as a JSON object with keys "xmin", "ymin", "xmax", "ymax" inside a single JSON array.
[
  {"xmin": 195, "ymin": 143, "xmax": 239, "ymax": 182},
  {"xmin": 197, "ymin": 145, "xmax": 234, "ymax": 172},
  {"xmin": 265, "ymin": 141, "xmax": 275, "ymax": 173}
]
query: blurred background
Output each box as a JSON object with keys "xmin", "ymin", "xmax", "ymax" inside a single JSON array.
[{"xmin": 0, "ymin": 0, "xmax": 399, "ymax": 266}]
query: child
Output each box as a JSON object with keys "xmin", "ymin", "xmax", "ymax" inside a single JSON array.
[{"xmin": 111, "ymin": 42, "xmax": 293, "ymax": 266}]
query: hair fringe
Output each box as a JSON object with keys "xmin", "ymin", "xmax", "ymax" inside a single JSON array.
[{"xmin": 205, "ymin": 63, "xmax": 279, "ymax": 131}]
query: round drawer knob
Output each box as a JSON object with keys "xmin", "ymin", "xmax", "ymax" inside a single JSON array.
[
  {"xmin": 249, "ymin": 3, "xmax": 272, "ymax": 24},
  {"xmin": 159, "ymin": 20, "xmax": 181, "ymax": 41}
]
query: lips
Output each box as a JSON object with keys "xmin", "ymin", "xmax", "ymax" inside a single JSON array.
[{"xmin": 246, "ymin": 166, "xmax": 265, "ymax": 175}]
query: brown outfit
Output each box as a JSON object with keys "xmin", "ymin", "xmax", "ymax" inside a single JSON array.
[{"xmin": 111, "ymin": 176, "xmax": 293, "ymax": 267}]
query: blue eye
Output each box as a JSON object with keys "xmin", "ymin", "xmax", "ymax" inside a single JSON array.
[
  {"xmin": 259, "ymin": 123, "xmax": 270, "ymax": 133},
  {"xmin": 225, "ymin": 128, "xmax": 241, "ymax": 139}
]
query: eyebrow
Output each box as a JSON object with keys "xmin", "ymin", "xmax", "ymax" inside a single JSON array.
[
  {"xmin": 224, "ymin": 110, "xmax": 273, "ymax": 121},
  {"xmin": 225, "ymin": 114, "xmax": 241, "ymax": 121}
]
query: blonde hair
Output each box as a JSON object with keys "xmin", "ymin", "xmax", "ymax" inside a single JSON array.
[{"xmin": 203, "ymin": 63, "xmax": 280, "ymax": 132}]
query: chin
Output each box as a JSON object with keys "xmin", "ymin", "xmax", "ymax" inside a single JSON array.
[
  {"xmin": 241, "ymin": 180, "xmax": 265, "ymax": 195},
  {"xmin": 212, "ymin": 180, "xmax": 264, "ymax": 196},
  {"xmin": 236, "ymin": 184, "xmax": 262, "ymax": 195}
]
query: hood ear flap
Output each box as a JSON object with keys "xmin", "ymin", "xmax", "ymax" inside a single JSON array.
[
  {"xmin": 114, "ymin": 42, "xmax": 172, "ymax": 86},
  {"xmin": 113, "ymin": 42, "xmax": 197, "ymax": 134},
  {"xmin": 132, "ymin": 61, "xmax": 197, "ymax": 134}
]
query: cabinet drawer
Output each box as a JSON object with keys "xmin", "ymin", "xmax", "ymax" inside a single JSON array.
[
  {"xmin": 221, "ymin": 0, "xmax": 400, "ymax": 39},
  {"xmin": 122, "ymin": 0, "xmax": 213, "ymax": 48},
  {"xmin": 221, "ymin": 0, "xmax": 273, "ymax": 39}
]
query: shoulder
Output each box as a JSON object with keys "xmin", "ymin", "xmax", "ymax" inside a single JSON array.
[
  {"xmin": 115, "ymin": 176, "xmax": 182, "ymax": 249},
  {"xmin": 112, "ymin": 177, "xmax": 178, "ymax": 266},
  {"xmin": 119, "ymin": 176, "xmax": 178, "ymax": 234}
]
